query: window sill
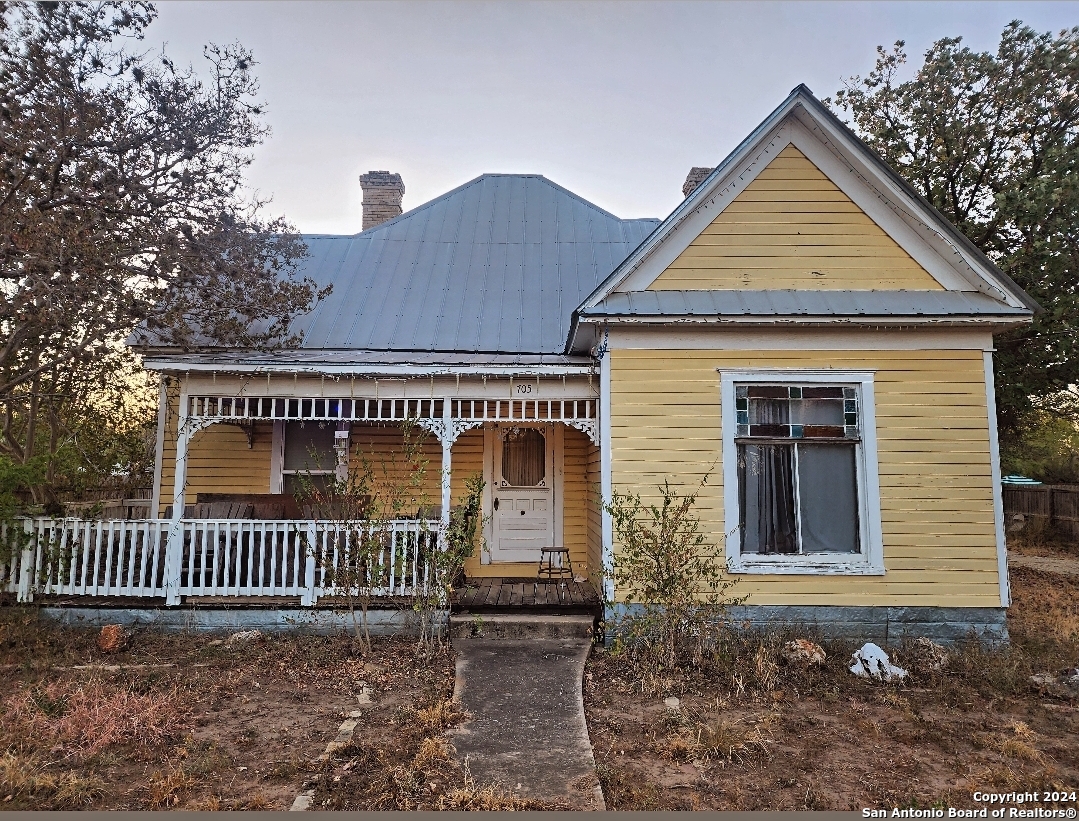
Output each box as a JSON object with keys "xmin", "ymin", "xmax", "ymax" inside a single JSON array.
[{"xmin": 727, "ymin": 558, "xmax": 885, "ymax": 576}]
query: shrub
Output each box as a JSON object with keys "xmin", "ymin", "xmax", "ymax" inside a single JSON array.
[{"xmin": 604, "ymin": 477, "xmax": 743, "ymax": 673}]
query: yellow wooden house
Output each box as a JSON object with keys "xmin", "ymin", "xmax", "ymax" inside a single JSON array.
[{"xmin": 13, "ymin": 86, "xmax": 1034, "ymax": 640}]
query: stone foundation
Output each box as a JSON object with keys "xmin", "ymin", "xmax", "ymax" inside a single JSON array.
[
  {"xmin": 604, "ymin": 604, "xmax": 1008, "ymax": 646},
  {"xmin": 40, "ymin": 605, "xmax": 445, "ymax": 635}
]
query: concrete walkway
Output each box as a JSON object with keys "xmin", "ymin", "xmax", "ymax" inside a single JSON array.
[
  {"xmin": 450, "ymin": 637, "xmax": 604, "ymax": 810},
  {"xmin": 1009, "ymin": 552, "xmax": 1079, "ymax": 577}
]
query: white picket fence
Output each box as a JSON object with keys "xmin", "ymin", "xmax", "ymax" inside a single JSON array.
[{"xmin": 1, "ymin": 517, "xmax": 439, "ymax": 606}]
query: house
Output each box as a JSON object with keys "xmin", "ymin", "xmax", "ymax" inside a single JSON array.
[{"xmin": 10, "ymin": 86, "xmax": 1035, "ymax": 641}]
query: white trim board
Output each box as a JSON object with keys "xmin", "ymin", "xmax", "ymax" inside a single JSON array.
[
  {"xmin": 143, "ymin": 360, "xmax": 593, "ymax": 378},
  {"xmin": 983, "ymin": 351, "xmax": 1011, "ymax": 607},
  {"xmin": 607, "ymin": 326, "xmax": 994, "ymax": 351},
  {"xmin": 173, "ymin": 372, "xmax": 600, "ymax": 401},
  {"xmin": 719, "ymin": 369, "xmax": 885, "ymax": 576}
]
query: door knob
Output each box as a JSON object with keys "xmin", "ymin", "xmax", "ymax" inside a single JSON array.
[{"xmin": 493, "ymin": 498, "xmax": 499, "ymax": 511}]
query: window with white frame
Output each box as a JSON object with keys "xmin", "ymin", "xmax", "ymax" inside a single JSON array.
[
  {"xmin": 720, "ymin": 372, "xmax": 884, "ymax": 575},
  {"xmin": 281, "ymin": 421, "xmax": 337, "ymax": 496}
]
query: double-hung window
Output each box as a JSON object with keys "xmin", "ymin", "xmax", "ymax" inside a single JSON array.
[
  {"xmin": 720, "ymin": 371, "xmax": 884, "ymax": 575},
  {"xmin": 281, "ymin": 421, "xmax": 338, "ymax": 496}
]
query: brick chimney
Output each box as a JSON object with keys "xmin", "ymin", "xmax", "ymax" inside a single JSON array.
[
  {"xmin": 359, "ymin": 171, "xmax": 404, "ymax": 230},
  {"xmin": 682, "ymin": 166, "xmax": 715, "ymax": 198}
]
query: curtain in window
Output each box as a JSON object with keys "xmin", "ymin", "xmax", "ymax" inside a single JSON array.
[
  {"xmin": 501, "ymin": 428, "xmax": 545, "ymax": 487},
  {"xmin": 738, "ymin": 443, "xmax": 797, "ymax": 554}
]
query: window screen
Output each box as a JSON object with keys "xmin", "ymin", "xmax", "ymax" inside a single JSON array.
[
  {"xmin": 736, "ymin": 385, "xmax": 861, "ymax": 555},
  {"xmin": 284, "ymin": 422, "xmax": 336, "ymax": 473},
  {"xmin": 501, "ymin": 428, "xmax": 545, "ymax": 487}
]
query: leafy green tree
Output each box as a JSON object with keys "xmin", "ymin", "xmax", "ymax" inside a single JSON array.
[
  {"xmin": 830, "ymin": 22, "xmax": 1079, "ymax": 434},
  {"xmin": 0, "ymin": 1, "xmax": 326, "ymax": 507}
]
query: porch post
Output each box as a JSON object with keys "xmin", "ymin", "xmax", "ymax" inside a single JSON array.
[
  {"xmin": 163, "ymin": 381, "xmax": 190, "ymax": 606},
  {"xmin": 150, "ymin": 377, "xmax": 168, "ymax": 519},
  {"xmin": 440, "ymin": 397, "xmax": 452, "ymax": 534},
  {"xmin": 600, "ymin": 345, "xmax": 614, "ymax": 605}
]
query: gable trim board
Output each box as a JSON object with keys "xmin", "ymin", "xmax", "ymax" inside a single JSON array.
[{"xmin": 576, "ymin": 86, "xmax": 1036, "ymax": 325}]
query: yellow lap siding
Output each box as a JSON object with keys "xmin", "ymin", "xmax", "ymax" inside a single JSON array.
[
  {"xmin": 185, "ymin": 423, "xmax": 273, "ymax": 497},
  {"xmin": 157, "ymin": 385, "xmax": 272, "ymax": 514},
  {"xmin": 649, "ymin": 145, "xmax": 943, "ymax": 291},
  {"xmin": 609, "ymin": 347, "xmax": 999, "ymax": 607},
  {"xmin": 348, "ymin": 422, "xmax": 442, "ymax": 513}
]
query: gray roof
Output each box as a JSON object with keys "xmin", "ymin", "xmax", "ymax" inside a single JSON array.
[
  {"xmin": 579, "ymin": 289, "xmax": 1033, "ymax": 319},
  {"xmin": 285, "ymin": 174, "xmax": 658, "ymax": 355}
]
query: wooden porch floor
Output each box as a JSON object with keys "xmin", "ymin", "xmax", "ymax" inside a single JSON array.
[{"xmin": 451, "ymin": 577, "xmax": 602, "ymax": 615}]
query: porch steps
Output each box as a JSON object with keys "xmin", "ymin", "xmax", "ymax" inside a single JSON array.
[{"xmin": 447, "ymin": 613, "xmax": 595, "ymax": 641}]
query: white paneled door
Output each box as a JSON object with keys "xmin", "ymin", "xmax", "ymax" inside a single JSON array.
[{"xmin": 489, "ymin": 424, "xmax": 555, "ymax": 562}]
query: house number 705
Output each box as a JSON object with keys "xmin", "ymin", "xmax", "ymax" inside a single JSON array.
[{"xmin": 515, "ymin": 384, "xmax": 533, "ymax": 394}]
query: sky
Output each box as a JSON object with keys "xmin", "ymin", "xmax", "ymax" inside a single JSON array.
[{"xmin": 148, "ymin": 1, "xmax": 1079, "ymax": 234}]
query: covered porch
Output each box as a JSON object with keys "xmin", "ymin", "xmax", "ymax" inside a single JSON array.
[{"xmin": 3, "ymin": 373, "xmax": 606, "ymax": 609}]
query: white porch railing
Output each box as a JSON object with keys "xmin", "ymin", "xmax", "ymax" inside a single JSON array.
[{"xmin": 2, "ymin": 517, "xmax": 439, "ymax": 606}]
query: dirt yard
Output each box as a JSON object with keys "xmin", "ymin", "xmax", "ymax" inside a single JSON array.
[
  {"xmin": 0, "ymin": 617, "xmax": 466, "ymax": 810},
  {"xmin": 1, "ymin": 533, "xmax": 1077, "ymax": 811},
  {"xmin": 585, "ymin": 559, "xmax": 1079, "ymax": 811}
]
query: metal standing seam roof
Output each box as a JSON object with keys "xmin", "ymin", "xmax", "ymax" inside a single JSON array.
[
  {"xmin": 578, "ymin": 289, "xmax": 1035, "ymax": 319},
  {"xmin": 279, "ymin": 174, "xmax": 659, "ymax": 356}
]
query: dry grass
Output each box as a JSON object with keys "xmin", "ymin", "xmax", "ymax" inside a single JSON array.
[
  {"xmin": 586, "ymin": 565, "xmax": 1079, "ymax": 811},
  {"xmin": 146, "ymin": 763, "xmax": 195, "ymax": 808},
  {"xmin": 0, "ymin": 751, "xmax": 105, "ymax": 807},
  {"xmin": 2, "ymin": 677, "xmax": 189, "ymax": 759},
  {"xmin": 1010, "ymin": 565, "xmax": 1079, "ymax": 643}
]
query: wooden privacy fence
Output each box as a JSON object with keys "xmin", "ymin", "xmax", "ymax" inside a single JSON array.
[
  {"xmin": 1, "ymin": 517, "xmax": 440, "ymax": 606},
  {"xmin": 1002, "ymin": 484, "xmax": 1079, "ymax": 541}
]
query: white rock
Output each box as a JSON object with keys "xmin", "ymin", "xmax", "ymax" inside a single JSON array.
[
  {"xmin": 224, "ymin": 629, "xmax": 263, "ymax": 647},
  {"xmin": 849, "ymin": 642, "xmax": 908, "ymax": 682},
  {"xmin": 781, "ymin": 639, "xmax": 826, "ymax": 666},
  {"xmin": 663, "ymin": 696, "xmax": 680, "ymax": 710}
]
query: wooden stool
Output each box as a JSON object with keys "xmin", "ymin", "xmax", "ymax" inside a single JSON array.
[{"xmin": 537, "ymin": 547, "xmax": 573, "ymax": 602}]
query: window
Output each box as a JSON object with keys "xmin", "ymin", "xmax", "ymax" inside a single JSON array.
[
  {"xmin": 282, "ymin": 422, "xmax": 337, "ymax": 497},
  {"xmin": 501, "ymin": 428, "xmax": 546, "ymax": 487},
  {"xmin": 720, "ymin": 372, "xmax": 884, "ymax": 575}
]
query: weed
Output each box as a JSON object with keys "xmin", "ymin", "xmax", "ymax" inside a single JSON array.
[
  {"xmin": 242, "ymin": 792, "xmax": 272, "ymax": 810},
  {"xmin": 181, "ymin": 740, "xmax": 233, "ymax": 777},
  {"xmin": 604, "ymin": 476, "xmax": 744, "ymax": 677},
  {"xmin": 0, "ymin": 752, "xmax": 104, "ymax": 808},
  {"xmin": 147, "ymin": 762, "xmax": 194, "ymax": 808},
  {"xmin": 29, "ymin": 687, "xmax": 69, "ymax": 718},
  {"xmin": 412, "ymin": 736, "xmax": 451, "ymax": 770}
]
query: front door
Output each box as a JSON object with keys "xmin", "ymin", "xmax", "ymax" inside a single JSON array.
[{"xmin": 489, "ymin": 424, "xmax": 554, "ymax": 562}]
